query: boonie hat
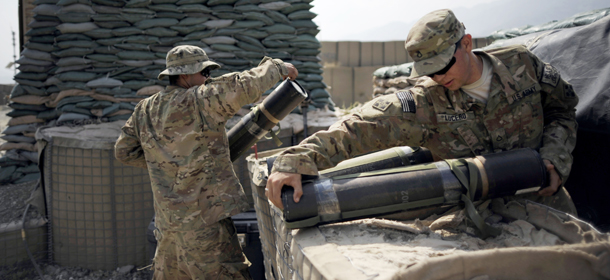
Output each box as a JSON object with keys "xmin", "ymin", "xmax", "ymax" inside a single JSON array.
[
  {"xmin": 405, "ymin": 9, "xmax": 465, "ymax": 77},
  {"xmin": 157, "ymin": 45, "xmax": 220, "ymax": 80}
]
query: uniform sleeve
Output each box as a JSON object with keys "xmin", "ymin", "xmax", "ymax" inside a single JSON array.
[
  {"xmin": 114, "ymin": 104, "xmax": 148, "ymax": 169},
  {"xmin": 195, "ymin": 56, "xmax": 287, "ymax": 123},
  {"xmin": 272, "ymin": 96, "xmax": 427, "ymax": 175},
  {"xmin": 530, "ymin": 52, "xmax": 579, "ymax": 183}
]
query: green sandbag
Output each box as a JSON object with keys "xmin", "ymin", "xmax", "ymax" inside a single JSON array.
[
  {"xmin": 265, "ymin": 10, "xmax": 290, "ymax": 24},
  {"xmin": 262, "ymin": 40, "xmax": 291, "ymax": 48},
  {"xmin": 86, "ymin": 54, "xmax": 120, "ymax": 62},
  {"xmin": 136, "ymin": 18, "xmax": 178, "ymax": 29},
  {"xmin": 57, "ymin": 40, "xmax": 99, "ymax": 49},
  {"xmin": 57, "ymin": 13, "xmax": 91, "ymax": 23},
  {"xmin": 183, "ymin": 30, "xmax": 216, "ymax": 40},
  {"xmin": 207, "ymin": 0, "xmax": 237, "ymax": 5},
  {"xmin": 123, "ymin": 35, "xmax": 160, "ymax": 44},
  {"xmin": 287, "ymin": 10, "xmax": 317, "ymax": 20},
  {"xmin": 52, "ymin": 47, "xmax": 94, "ymax": 57},
  {"xmin": 125, "ymin": 0, "xmax": 151, "ymax": 8},
  {"xmin": 170, "ymin": 25, "xmax": 208, "ymax": 35},
  {"xmin": 236, "ymin": 5, "xmax": 266, "ymax": 13},
  {"xmin": 236, "ymin": 42, "xmax": 264, "ymax": 52},
  {"xmin": 215, "ymin": 28, "xmax": 247, "ymax": 36},
  {"xmin": 178, "ymin": 17, "xmax": 209, "ymax": 26},
  {"xmin": 84, "ymin": 28, "xmax": 114, "ymax": 39},
  {"xmin": 267, "ymin": 34, "xmax": 296, "ymax": 40},
  {"xmin": 216, "ymin": 12, "xmax": 246, "ymax": 20},
  {"xmin": 15, "ymin": 72, "xmax": 48, "ymax": 81},
  {"xmin": 25, "ymin": 26, "xmax": 57, "ymax": 36},
  {"xmin": 262, "ymin": 24, "xmax": 296, "ymax": 34},
  {"xmin": 243, "ymin": 12, "xmax": 274, "ymax": 25},
  {"xmin": 234, "ymin": 34, "xmax": 265, "ymax": 48},
  {"xmin": 149, "ymin": 4, "xmax": 180, "ymax": 13},
  {"xmin": 232, "ymin": 20, "xmax": 265, "ymax": 29},
  {"xmin": 280, "ymin": 3, "xmax": 313, "ymax": 14},
  {"xmin": 239, "ymin": 29, "xmax": 268, "ymax": 39},
  {"xmin": 177, "ymin": 4, "xmax": 213, "ymax": 13},
  {"xmin": 24, "ymin": 42, "xmax": 56, "ymax": 52},
  {"xmin": 117, "ymin": 51, "xmax": 158, "ymax": 60},
  {"xmin": 56, "ymin": 33, "xmax": 92, "ymax": 41},
  {"xmin": 210, "ymin": 44, "xmax": 243, "ymax": 52},
  {"xmin": 290, "ymin": 20, "xmax": 317, "ymax": 29},
  {"xmin": 112, "ymin": 27, "xmax": 144, "ymax": 36}
]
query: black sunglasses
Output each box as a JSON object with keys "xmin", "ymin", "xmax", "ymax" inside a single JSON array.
[
  {"xmin": 200, "ymin": 68, "xmax": 211, "ymax": 78},
  {"xmin": 426, "ymin": 43, "xmax": 460, "ymax": 78}
]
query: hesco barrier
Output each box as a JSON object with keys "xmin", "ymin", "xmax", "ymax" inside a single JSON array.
[
  {"xmin": 39, "ymin": 122, "xmax": 154, "ymax": 270},
  {"xmin": 233, "ymin": 128, "xmax": 295, "ymax": 210},
  {"xmin": 247, "ymin": 150, "xmax": 610, "ymax": 280}
]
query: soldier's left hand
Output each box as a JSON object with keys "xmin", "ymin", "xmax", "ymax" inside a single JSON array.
[{"xmin": 538, "ymin": 159, "xmax": 561, "ymax": 196}]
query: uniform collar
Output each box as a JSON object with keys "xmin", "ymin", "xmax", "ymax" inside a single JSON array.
[{"xmin": 474, "ymin": 50, "xmax": 519, "ymax": 102}]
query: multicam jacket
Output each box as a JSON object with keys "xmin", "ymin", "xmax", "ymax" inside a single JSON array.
[
  {"xmin": 115, "ymin": 57, "xmax": 288, "ymax": 231},
  {"xmin": 273, "ymin": 45, "xmax": 578, "ymax": 184}
]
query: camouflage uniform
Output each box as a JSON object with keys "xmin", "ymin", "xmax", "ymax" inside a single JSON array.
[
  {"xmin": 272, "ymin": 10, "xmax": 578, "ymax": 215},
  {"xmin": 115, "ymin": 45, "xmax": 288, "ymax": 279}
]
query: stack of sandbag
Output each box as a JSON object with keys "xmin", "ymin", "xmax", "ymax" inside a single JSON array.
[
  {"xmin": 371, "ymin": 62, "xmax": 423, "ymax": 98},
  {"xmin": 3, "ymin": 0, "xmax": 331, "ymax": 185}
]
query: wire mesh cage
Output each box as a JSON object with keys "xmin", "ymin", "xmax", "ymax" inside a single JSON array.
[
  {"xmin": 0, "ymin": 181, "xmax": 48, "ymax": 280},
  {"xmin": 43, "ymin": 136, "xmax": 154, "ymax": 271}
]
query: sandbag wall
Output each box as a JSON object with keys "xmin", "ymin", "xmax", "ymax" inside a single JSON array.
[{"xmin": 2, "ymin": 0, "xmax": 333, "ymax": 186}]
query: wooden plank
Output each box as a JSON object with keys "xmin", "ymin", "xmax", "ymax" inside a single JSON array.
[
  {"xmin": 383, "ymin": 42, "xmax": 396, "ymax": 66},
  {"xmin": 353, "ymin": 66, "xmax": 381, "ymax": 105},
  {"xmin": 337, "ymin": 41, "xmax": 350, "ymax": 67},
  {"xmin": 320, "ymin": 41, "xmax": 338, "ymax": 65},
  {"xmin": 394, "ymin": 41, "xmax": 408, "ymax": 64},
  {"xmin": 329, "ymin": 67, "xmax": 354, "ymax": 108},
  {"xmin": 372, "ymin": 42, "xmax": 384, "ymax": 66},
  {"xmin": 348, "ymin": 41, "xmax": 361, "ymax": 67}
]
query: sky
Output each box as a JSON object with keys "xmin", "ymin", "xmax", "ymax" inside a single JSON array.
[{"xmin": 0, "ymin": 0, "xmax": 608, "ymax": 84}]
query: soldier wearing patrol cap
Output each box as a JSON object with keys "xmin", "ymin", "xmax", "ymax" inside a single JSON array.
[
  {"xmin": 115, "ymin": 45, "xmax": 297, "ymax": 279},
  {"xmin": 267, "ymin": 9, "xmax": 579, "ymax": 217}
]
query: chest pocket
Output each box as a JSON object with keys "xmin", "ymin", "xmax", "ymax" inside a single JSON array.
[{"xmin": 437, "ymin": 112, "xmax": 486, "ymax": 156}]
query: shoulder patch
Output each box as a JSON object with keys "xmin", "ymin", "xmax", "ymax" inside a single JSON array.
[
  {"xmin": 372, "ymin": 98, "xmax": 392, "ymax": 112},
  {"xmin": 541, "ymin": 64, "xmax": 559, "ymax": 87},
  {"xmin": 396, "ymin": 90, "xmax": 416, "ymax": 113}
]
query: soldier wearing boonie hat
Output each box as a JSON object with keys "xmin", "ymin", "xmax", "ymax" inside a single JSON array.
[
  {"xmin": 157, "ymin": 45, "xmax": 221, "ymax": 80},
  {"xmin": 115, "ymin": 45, "xmax": 298, "ymax": 279},
  {"xmin": 266, "ymin": 9, "xmax": 580, "ymax": 225}
]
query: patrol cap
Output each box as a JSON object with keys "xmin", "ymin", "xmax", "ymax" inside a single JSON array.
[
  {"xmin": 158, "ymin": 45, "xmax": 221, "ymax": 80},
  {"xmin": 405, "ymin": 9, "xmax": 465, "ymax": 78}
]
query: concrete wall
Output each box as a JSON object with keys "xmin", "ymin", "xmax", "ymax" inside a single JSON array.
[{"xmin": 320, "ymin": 38, "xmax": 492, "ymax": 107}]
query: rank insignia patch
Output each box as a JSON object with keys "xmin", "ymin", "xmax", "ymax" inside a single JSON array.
[{"xmin": 541, "ymin": 64, "xmax": 559, "ymax": 87}]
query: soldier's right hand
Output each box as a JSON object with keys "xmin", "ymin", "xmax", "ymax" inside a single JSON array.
[
  {"xmin": 266, "ymin": 171, "xmax": 302, "ymax": 210},
  {"xmin": 282, "ymin": 63, "xmax": 299, "ymax": 81}
]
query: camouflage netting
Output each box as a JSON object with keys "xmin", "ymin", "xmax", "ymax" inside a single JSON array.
[
  {"xmin": 370, "ymin": 8, "xmax": 610, "ymax": 98},
  {"xmin": 2, "ymin": 0, "xmax": 333, "ymax": 185}
]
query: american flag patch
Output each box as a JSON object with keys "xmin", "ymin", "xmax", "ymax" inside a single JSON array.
[{"xmin": 396, "ymin": 90, "xmax": 416, "ymax": 113}]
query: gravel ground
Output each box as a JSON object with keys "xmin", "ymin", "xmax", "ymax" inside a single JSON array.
[{"xmin": 1, "ymin": 263, "xmax": 153, "ymax": 280}]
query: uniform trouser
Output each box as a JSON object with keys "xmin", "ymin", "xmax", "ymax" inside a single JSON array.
[
  {"xmin": 511, "ymin": 187, "xmax": 578, "ymax": 216},
  {"xmin": 152, "ymin": 218, "xmax": 253, "ymax": 280}
]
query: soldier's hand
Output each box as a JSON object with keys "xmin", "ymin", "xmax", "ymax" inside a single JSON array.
[
  {"xmin": 282, "ymin": 63, "xmax": 299, "ymax": 81},
  {"xmin": 266, "ymin": 172, "xmax": 302, "ymax": 210},
  {"xmin": 538, "ymin": 159, "xmax": 561, "ymax": 196}
]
